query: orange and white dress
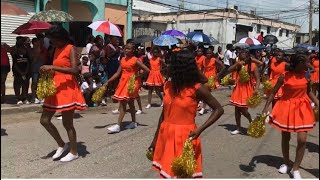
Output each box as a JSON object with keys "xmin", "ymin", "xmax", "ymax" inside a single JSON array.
[
  {"xmin": 268, "ymin": 60, "xmax": 286, "ymax": 99},
  {"xmin": 113, "ymin": 56, "xmax": 140, "ymax": 101},
  {"xmin": 230, "ymin": 63, "xmax": 256, "ymax": 108},
  {"xmin": 152, "ymin": 81, "xmax": 203, "ymax": 178},
  {"xmin": 203, "ymin": 57, "xmax": 220, "ymax": 89},
  {"xmin": 311, "ymin": 58, "xmax": 319, "ymax": 83},
  {"xmin": 269, "ymin": 72, "xmax": 315, "ymax": 132},
  {"xmin": 146, "ymin": 57, "xmax": 164, "ymax": 86},
  {"xmin": 43, "ymin": 44, "xmax": 86, "ymax": 112},
  {"xmin": 195, "ymin": 55, "xmax": 205, "ymax": 71}
]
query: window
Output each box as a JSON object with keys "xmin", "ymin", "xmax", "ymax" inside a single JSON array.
[
  {"xmin": 194, "ymin": 29, "xmax": 203, "ymax": 33},
  {"xmin": 286, "ymin": 30, "xmax": 289, "ymax": 37},
  {"xmin": 279, "ymin": 29, "xmax": 283, "ymax": 36},
  {"xmin": 267, "ymin": 26, "xmax": 271, "ymax": 34},
  {"xmin": 257, "ymin": 24, "xmax": 261, "ymax": 33},
  {"xmin": 296, "ymin": 37, "xmax": 301, "ymax": 44}
]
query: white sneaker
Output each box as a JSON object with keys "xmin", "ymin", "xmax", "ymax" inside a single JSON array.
[
  {"xmin": 34, "ymin": 98, "xmax": 40, "ymax": 104},
  {"xmin": 101, "ymin": 99, "xmax": 107, "ymax": 106},
  {"xmin": 112, "ymin": 109, "xmax": 120, "ymax": 114},
  {"xmin": 23, "ymin": 100, "xmax": 30, "ymax": 105},
  {"xmin": 231, "ymin": 130, "xmax": 240, "ymax": 135},
  {"xmin": 290, "ymin": 169, "xmax": 302, "ymax": 179},
  {"xmin": 278, "ymin": 164, "xmax": 289, "ymax": 174},
  {"xmin": 311, "ymin": 102, "xmax": 315, "ymax": 108},
  {"xmin": 17, "ymin": 100, "xmax": 23, "ymax": 105},
  {"xmin": 160, "ymin": 101, "xmax": 163, "ymax": 107},
  {"xmin": 107, "ymin": 124, "xmax": 120, "ymax": 133},
  {"xmin": 136, "ymin": 110, "xmax": 143, "ymax": 115},
  {"xmin": 145, "ymin": 104, "xmax": 151, "ymax": 109},
  {"xmin": 125, "ymin": 122, "xmax": 138, "ymax": 129},
  {"xmin": 59, "ymin": 152, "xmax": 79, "ymax": 162},
  {"xmin": 52, "ymin": 144, "xmax": 68, "ymax": 159},
  {"xmin": 199, "ymin": 108, "xmax": 205, "ymax": 115},
  {"xmin": 57, "ymin": 116, "xmax": 63, "ymax": 120}
]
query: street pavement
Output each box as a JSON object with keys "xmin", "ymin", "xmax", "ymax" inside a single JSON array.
[{"xmin": 1, "ymin": 89, "xmax": 319, "ymax": 178}]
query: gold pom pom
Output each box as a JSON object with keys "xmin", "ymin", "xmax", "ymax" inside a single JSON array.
[
  {"xmin": 247, "ymin": 92, "xmax": 262, "ymax": 108},
  {"xmin": 146, "ymin": 150, "xmax": 154, "ymax": 161},
  {"xmin": 171, "ymin": 138, "xmax": 197, "ymax": 178},
  {"xmin": 221, "ymin": 74, "xmax": 233, "ymax": 86},
  {"xmin": 91, "ymin": 87, "xmax": 106, "ymax": 103},
  {"xmin": 239, "ymin": 66, "xmax": 250, "ymax": 84},
  {"xmin": 247, "ymin": 114, "xmax": 267, "ymax": 138},
  {"xmin": 314, "ymin": 108, "xmax": 319, "ymax": 122},
  {"xmin": 262, "ymin": 79, "xmax": 274, "ymax": 93},
  {"xmin": 206, "ymin": 76, "xmax": 216, "ymax": 89},
  {"xmin": 128, "ymin": 75, "xmax": 136, "ymax": 95},
  {"xmin": 36, "ymin": 73, "xmax": 56, "ymax": 100}
]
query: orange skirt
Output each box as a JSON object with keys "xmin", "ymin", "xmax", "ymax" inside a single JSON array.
[
  {"xmin": 43, "ymin": 74, "xmax": 86, "ymax": 112},
  {"xmin": 269, "ymin": 96, "xmax": 315, "ymax": 132},
  {"xmin": 146, "ymin": 70, "xmax": 164, "ymax": 87},
  {"xmin": 230, "ymin": 81, "xmax": 254, "ymax": 108},
  {"xmin": 152, "ymin": 121, "xmax": 203, "ymax": 178},
  {"xmin": 113, "ymin": 74, "xmax": 139, "ymax": 101},
  {"xmin": 311, "ymin": 69, "xmax": 319, "ymax": 83}
]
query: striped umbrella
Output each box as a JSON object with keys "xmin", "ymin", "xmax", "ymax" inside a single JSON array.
[
  {"xmin": 238, "ymin": 37, "xmax": 261, "ymax": 46},
  {"xmin": 88, "ymin": 21, "xmax": 123, "ymax": 37}
]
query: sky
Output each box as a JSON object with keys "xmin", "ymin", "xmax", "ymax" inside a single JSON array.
[{"xmin": 156, "ymin": 0, "xmax": 319, "ymax": 33}]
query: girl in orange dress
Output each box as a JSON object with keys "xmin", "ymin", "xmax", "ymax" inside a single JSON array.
[
  {"xmin": 145, "ymin": 47, "xmax": 166, "ymax": 109},
  {"xmin": 40, "ymin": 26, "xmax": 86, "ymax": 162},
  {"xmin": 268, "ymin": 51, "xmax": 290, "ymax": 106},
  {"xmin": 262, "ymin": 53, "xmax": 319, "ymax": 179},
  {"xmin": 199, "ymin": 48, "xmax": 225, "ymax": 115},
  {"xmin": 148, "ymin": 49, "xmax": 224, "ymax": 178},
  {"xmin": 311, "ymin": 53, "xmax": 319, "ymax": 98},
  {"xmin": 103, "ymin": 42, "xmax": 150, "ymax": 133},
  {"xmin": 195, "ymin": 47, "xmax": 205, "ymax": 71},
  {"xmin": 228, "ymin": 49, "xmax": 260, "ymax": 135}
]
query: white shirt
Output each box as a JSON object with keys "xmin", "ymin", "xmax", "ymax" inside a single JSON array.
[
  {"xmin": 223, "ymin": 50, "xmax": 233, "ymax": 66},
  {"xmin": 86, "ymin": 43, "xmax": 93, "ymax": 55},
  {"xmin": 81, "ymin": 82, "xmax": 89, "ymax": 92},
  {"xmin": 44, "ymin": 37, "xmax": 50, "ymax": 49}
]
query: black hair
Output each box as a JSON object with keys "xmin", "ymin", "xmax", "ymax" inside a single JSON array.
[
  {"xmin": 289, "ymin": 53, "xmax": 308, "ymax": 71},
  {"xmin": 208, "ymin": 46, "xmax": 214, "ymax": 51},
  {"xmin": 169, "ymin": 48, "xmax": 204, "ymax": 94},
  {"xmin": 146, "ymin": 47, "xmax": 151, "ymax": 52},
  {"xmin": 46, "ymin": 25, "xmax": 70, "ymax": 42},
  {"xmin": 126, "ymin": 38, "xmax": 133, "ymax": 44},
  {"xmin": 94, "ymin": 35, "xmax": 103, "ymax": 44},
  {"xmin": 86, "ymin": 35, "xmax": 95, "ymax": 44},
  {"xmin": 226, "ymin": 44, "xmax": 233, "ymax": 50},
  {"xmin": 32, "ymin": 38, "xmax": 39, "ymax": 44},
  {"xmin": 36, "ymin": 33, "xmax": 45, "ymax": 39},
  {"xmin": 151, "ymin": 46, "xmax": 161, "ymax": 54},
  {"xmin": 83, "ymin": 72, "xmax": 92, "ymax": 81}
]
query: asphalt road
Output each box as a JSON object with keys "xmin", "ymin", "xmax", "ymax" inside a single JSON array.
[{"xmin": 1, "ymin": 89, "xmax": 319, "ymax": 178}]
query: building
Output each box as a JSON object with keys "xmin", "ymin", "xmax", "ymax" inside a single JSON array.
[
  {"xmin": 295, "ymin": 31, "xmax": 319, "ymax": 47},
  {"xmin": 1, "ymin": 0, "xmax": 131, "ymax": 47},
  {"xmin": 133, "ymin": 8, "xmax": 301, "ymax": 49}
]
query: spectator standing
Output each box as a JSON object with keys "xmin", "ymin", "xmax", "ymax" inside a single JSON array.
[
  {"xmin": 221, "ymin": 44, "xmax": 234, "ymax": 78},
  {"xmin": 30, "ymin": 38, "xmax": 43, "ymax": 104},
  {"xmin": 86, "ymin": 35, "xmax": 95, "ymax": 56},
  {"xmin": 1, "ymin": 42, "xmax": 11, "ymax": 103},
  {"xmin": 257, "ymin": 32, "xmax": 264, "ymax": 43},
  {"xmin": 11, "ymin": 36, "xmax": 31, "ymax": 105}
]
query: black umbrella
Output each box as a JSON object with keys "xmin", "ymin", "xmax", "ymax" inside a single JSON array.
[
  {"xmin": 263, "ymin": 35, "xmax": 278, "ymax": 45},
  {"xmin": 133, "ymin": 35, "xmax": 156, "ymax": 44}
]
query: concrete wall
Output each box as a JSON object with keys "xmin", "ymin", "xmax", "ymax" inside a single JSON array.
[
  {"xmin": 68, "ymin": 1, "xmax": 92, "ymax": 21},
  {"xmin": 133, "ymin": 22, "xmax": 167, "ymax": 37},
  {"xmin": 105, "ymin": 4, "xmax": 127, "ymax": 40}
]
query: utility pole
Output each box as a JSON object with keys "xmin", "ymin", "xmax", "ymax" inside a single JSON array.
[
  {"xmin": 177, "ymin": 0, "xmax": 184, "ymax": 30},
  {"xmin": 309, "ymin": 0, "xmax": 313, "ymax": 45},
  {"xmin": 126, "ymin": 0, "xmax": 133, "ymax": 40}
]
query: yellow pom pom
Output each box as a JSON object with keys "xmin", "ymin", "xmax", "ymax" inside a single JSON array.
[
  {"xmin": 91, "ymin": 87, "xmax": 106, "ymax": 103},
  {"xmin": 128, "ymin": 75, "xmax": 136, "ymax": 95},
  {"xmin": 247, "ymin": 92, "xmax": 262, "ymax": 108},
  {"xmin": 146, "ymin": 150, "xmax": 154, "ymax": 161},
  {"xmin": 36, "ymin": 73, "xmax": 56, "ymax": 100},
  {"xmin": 221, "ymin": 74, "xmax": 233, "ymax": 86},
  {"xmin": 247, "ymin": 114, "xmax": 267, "ymax": 138},
  {"xmin": 239, "ymin": 66, "xmax": 250, "ymax": 83},
  {"xmin": 171, "ymin": 138, "xmax": 197, "ymax": 178},
  {"xmin": 206, "ymin": 76, "xmax": 216, "ymax": 89},
  {"xmin": 262, "ymin": 79, "xmax": 274, "ymax": 93}
]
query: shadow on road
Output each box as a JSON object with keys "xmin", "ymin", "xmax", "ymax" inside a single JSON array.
[
  {"xmin": 94, "ymin": 121, "xmax": 148, "ymax": 130},
  {"xmin": 40, "ymin": 141, "xmax": 90, "ymax": 160},
  {"xmin": 1, "ymin": 128, "xmax": 8, "ymax": 136},
  {"xmin": 306, "ymin": 142, "xmax": 319, "ymax": 153},
  {"xmin": 218, "ymin": 124, "xmax": 247, "ymax": 135},
  {"xmin": 239, "ymin": 155, "xmax": 319, "ymax": 178}
]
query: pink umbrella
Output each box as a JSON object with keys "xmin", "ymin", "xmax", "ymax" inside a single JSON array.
[
  {"xmin": 12, "ymin": 21, "xmax": 52, "ymax": 35},
  {"xmin": 238, "ymin": 37, "xmax": 261, "ymax": 46},
  {"xmin": 88, "ymin": 21, "xmax": 123, "ymax": 37}
]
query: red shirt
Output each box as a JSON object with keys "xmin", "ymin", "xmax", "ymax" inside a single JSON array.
[
  {"xmin": 1, "ymin": 48, "xmax": 10, "ymax": 66},
  {"xmin": 257, "ymin": 35, "xmax": 263, "ymax": 42}
]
